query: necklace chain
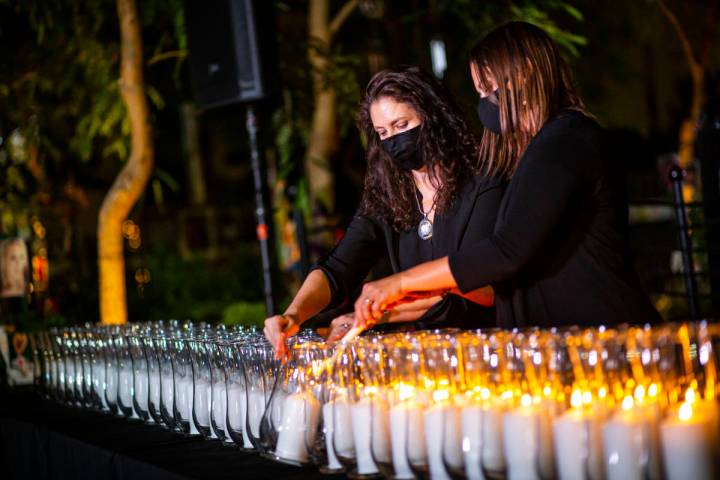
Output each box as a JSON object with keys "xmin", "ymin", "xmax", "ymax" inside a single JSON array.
[{"xmin": 415, "ymin": 190, "xmax": 437, "ymax": 217}]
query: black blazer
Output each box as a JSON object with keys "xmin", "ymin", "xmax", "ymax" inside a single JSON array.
[
  {"xmin": 449, "ymin": 112, "xmax": 660, "ymax": 328},
  {"xmin": 315, "ymin": 175, "xmax": 505, "ymax": 329}
]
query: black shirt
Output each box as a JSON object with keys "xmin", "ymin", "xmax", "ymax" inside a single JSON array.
[
  {"xmin": 449, "ymin": 111, "xmax": 661, "ymax": 328},
  {"xmin": 315, "ymin": 175, "xmax": 505, "ymax": 329}
]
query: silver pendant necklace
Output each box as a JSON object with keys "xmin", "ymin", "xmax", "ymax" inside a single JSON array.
[{"xmin": 415, "ymin": 190, "xmax": 437, "ymax": 241}]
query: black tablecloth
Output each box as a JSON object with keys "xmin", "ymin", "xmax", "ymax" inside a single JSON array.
[{"xmin": 0, "ymin": 388, "xmax": 343, "ymax": 480}]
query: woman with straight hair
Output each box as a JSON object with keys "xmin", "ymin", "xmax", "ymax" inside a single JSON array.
[
  {"xmin": 264, "ymin": 66, "xmax": 504, "ymax": 354},
  {"xmin": 352, "ymin": 21, "xmax": 660, "ymax": 330}
]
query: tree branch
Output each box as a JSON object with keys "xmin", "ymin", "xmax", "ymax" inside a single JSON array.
[
  {"xmin": 329, "ymin": 0, "xmax": 359, "ymax": 40},
  {"xmin": 658, "ymin": 0, "xmax": 700, "ymax": 77},
  {"xmin": 147, "ymin": 49, "xmax": 188, "ymax": 66}
]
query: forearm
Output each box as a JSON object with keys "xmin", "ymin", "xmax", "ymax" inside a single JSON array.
[
  {"xmin": 387, "ymin": 296, "xmax": 443, "ymax": 323},
  {"xmin": 283, "ymin": 269, "xmax": 332, "ymax": 324},
  {"xmin": 398, "ymin": 257, "xmax": 458, "ymax": 294}
]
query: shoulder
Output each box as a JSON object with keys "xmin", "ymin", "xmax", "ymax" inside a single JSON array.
[
  {"xmin": 523, "ymin": 111, "xmax": 604, "ymax": 172},
  {"xmin": 533, "ymin": 111, "xmax": 603, "ymax": 151},
  {"xmin": 460, "ymin": 173, "xmax": 506, "ymax": 198}
]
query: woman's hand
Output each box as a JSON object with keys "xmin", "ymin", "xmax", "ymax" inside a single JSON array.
[
  {"xmin": 325, "ymin": 313, "xmax": 355, "ymax": 343},
  {"xmin": 263, "ymin": 313, "xmax": 301, "ymax": 360},
  {"xmin": 353, "ymin": 273, "xmax": 407, "ymax": 328}
]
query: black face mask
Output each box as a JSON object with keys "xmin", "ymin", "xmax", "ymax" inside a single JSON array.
[
  {"xmin": 380, "ymin": 125, "xmax": 424, "ymax": 171},
  {"xmin": 477, "ymin": 90, "xmax": 502, "ymax": 134}
]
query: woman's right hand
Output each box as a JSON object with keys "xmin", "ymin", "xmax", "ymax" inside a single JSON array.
[
  {"xmin": 326, "ymin": 313, "xmax": 355, "ymax": 343},
  {"xmin": 263, "ymin": 313, "xmax": 301, "ymax": 360}
]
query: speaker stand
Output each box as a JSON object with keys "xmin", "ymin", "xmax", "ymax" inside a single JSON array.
[{"xmin": 245, "ymin": 105, "xmax": 275, "ymax": 316}]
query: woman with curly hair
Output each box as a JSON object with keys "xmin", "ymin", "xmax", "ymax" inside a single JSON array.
[
  {"xmin": 264, "ymin": 65, "xmax": 504, "ymax": 353},
  {"xmin": 352, "ymin": 22, "xmax": 660, "ymax": 330}
]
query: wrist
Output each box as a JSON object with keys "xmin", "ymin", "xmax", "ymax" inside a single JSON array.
[{"xmin": 281, "ymin": 310, "xmax": 302, "ymax": 326}]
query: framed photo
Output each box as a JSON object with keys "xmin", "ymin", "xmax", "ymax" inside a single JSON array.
[{"xmin": 0, "ymin": 237, "xmax": 29, "ymax": 298}]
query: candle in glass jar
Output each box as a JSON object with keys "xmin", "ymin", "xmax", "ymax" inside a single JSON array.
[
  {"xmin": 275, "ymin": 392, "xmax": 321, "ymax": 462},
  {"xmin": 272, "ymin": 389, "xmax": 288, "ymax": 428},
  {"xmin": 149, "ymin": 371, "xmax": 161, "ymax": 412},
  {"xmin": 227, "ymin": 385, "xmax": 254, "ymax": 448},
  {"xmin": 602, "ymin": 396, "xmax": 661, "ymax": 480},
  {"xmin": 194, "ymin": 380, "xmax": 212, "ymax": 429},
  {"xmin": 503, "ymin": 395, "xmax": 555, "ymax": 480},
  {"xmin": 134, "ymin": 370, "xmax": 149, "ymax": 412},
  {"xmin": 424, "ymin": 395, "xmax": 462, "ymax": 480},
  {"xmin": 105, "ymin": 365, "xmax": 118, "ymax": 405},
  {"xmin": 351, "ymin": 395, "xmax": 390, "ymax": 475},
  {"xmin": 161, "ymin": 374, "xmax": 174, "ymax": 414},
  {"xmin": 247, "ymin": 390, "xmax": 267, "ymax": 438},
  {"xmin": 119, "ymin": 369, "xmax": 133, "ymax": 409},
  {"xmin": 322, "ymin": 400, "xmax": 348, "ymax": 470},
  {"xmin": 660, "ymin": 401, "xmax": 718, "ymax": 480},
  {"xmin": 460, "ymin": 403, "xmax": 483, "ymax": 480},
  {"xmin": 389, "ymin": 399, "xmax": 418, "ymax": 479},
  {"xmin": 94, "ymin": 363, "xmax": 109, "ymax": 409},
  {"xmin": 552, "ymin": 392, "xmax": 605, "ymax": 480},
  {"xmin": 212, "ymin": 381, "xmax": 228, "ymax": 438}
]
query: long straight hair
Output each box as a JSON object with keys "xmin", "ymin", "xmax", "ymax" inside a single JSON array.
[{"xmin": 470, "ymin": 21, "xmax": 589, "ymax": 179}]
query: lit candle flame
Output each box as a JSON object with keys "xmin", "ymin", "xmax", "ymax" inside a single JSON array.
[
  {"xmin": 521, "ymin": 393, "xmax": 532, "ymax": 408},
  {"xmin": 622, "ymin": 395, "xmax": 634, "ymax": 411},
  {"xmin": 570, "ymin": 389, "xmax": 583, "ymax": 408},
  {"xmin": 679, "ymin": 401, "xmax": 693, "ymax": 421}
]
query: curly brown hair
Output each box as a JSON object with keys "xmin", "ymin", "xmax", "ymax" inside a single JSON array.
[{"xmin": 357, "ymin": 66, "xmax": 485, "ymax": 232}]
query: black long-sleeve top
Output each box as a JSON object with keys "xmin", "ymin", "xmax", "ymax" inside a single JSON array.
[
  {"xmin": 449, "ymin": 111, "xmax": 660, "ymax": 328},
  {"xmin": 315, "ymin": 175, "xmax": 505, "ymax": 329}
]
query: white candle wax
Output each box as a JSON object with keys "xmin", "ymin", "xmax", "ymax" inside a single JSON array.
[
  {"xmin": 65, "ymin": 361, "xmax": 76, "ymax": 391},
  {"xmin": 660, "ymin": 403, "xmax": 718, "ymax": 480},
  {"xmin": 149, "ymin": 371, "xmax": 161, "ymax": 411},
  {"xmin": 275, "ymin": 392, "xmax": 322, "ymax": 462},
  {"xmin": 212, "ymin": 381, "xmax": 228, "ymax": 437},
  {"xmin": 389, "ymin": 401, "xmax": 417, "ymax": 479},
  {"xmin": 481, "ymin": 406, "xmax": 506, "ymax": 476},
  {"xmin": 194, "ymin": 380, "xmax": 211, "ymax": 427},
  {"xmin": 460, "ymin": 405, "xmax": 484, "ymax": 480},
  {"xmin": 227, "ymin": 385, "xmax": 254, "ymax": 447},
  {"xmin": 351, "ymin": 396, "xmax": 390, "ymax": 475},
  {"xmin": 322, "ymin": 401, "xmax": 344, "ymax": 470},
  {"xmin": 74, "ymin": 358, "xmax": 83, "ymax": 389},
  {"xmin": 503, "ymin": 405, "xmax": 554, "ymax": 480},
  {"xmin": 161, "ymin": 374, "xmax": 174, "ymax": 414},
  {"xmin": 272, "ymin": 389, "xmax": 288, "ymax": 428},
  {"xmin": 105, "ymin": 365, "xmax": 118, "ymax": 405},
  {"xmin": 119, "ymin": 369, "xmax": 133, "ymax": 409},
  {"xmin": 406, "ymin": 400, "xmax": 428, "ymax": 471},
  {"xmin": 553, "ymin": 408, "xmax": 604, "ymax": 480},
  {"xmin": 247, "ymin": 390, "xmax": 267, "ymax": 437},
  {"xmin": 331, "ymin": 397, "xmax": 355, "ymax": 459},
  {"xmin": 602, "ymin": 406, "xmax": 661, "ymax": 480},
  {"xmin": 185, "ymin": 379, "xmax": 200, "ymax": 434},
  {"xmin": 424, "ymin": 403, "xmax": 462, "ymax": 480},
  {"xmin": 134, "ymin": 370, "xmax": 149, "ymax": 411},
  {"xmin": 94, "ymin": 363, "xmax": 109, "ymax": 409}
]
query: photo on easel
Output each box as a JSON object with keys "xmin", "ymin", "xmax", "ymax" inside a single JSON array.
[{"xmin": 0, "ymin": 237, "xmax": 30, "ymax": 298}]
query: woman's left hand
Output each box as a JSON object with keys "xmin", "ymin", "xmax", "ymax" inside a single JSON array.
[{"xmin": 354, "ymin": 274, "xmax": 406, "ymax": 328}]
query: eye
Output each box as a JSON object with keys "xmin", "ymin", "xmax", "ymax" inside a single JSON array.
[
  {"xmin": 396, "ymin": 122, "xmax": 408, "ymax": 130},
  {"xmin": 376, "ymin": 130, "xmax": 387, "ymax": 139}
]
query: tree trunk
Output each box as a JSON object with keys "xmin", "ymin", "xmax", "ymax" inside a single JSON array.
[
  {"xmin": 98, "ymin": 0, "xmax": 154, "ymax": 324},
  {"xmin": 305, "ymin": 0, "xmax": 358, "ymax": 225}
]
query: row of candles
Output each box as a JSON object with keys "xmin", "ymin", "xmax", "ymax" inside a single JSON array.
[{"xmin": 30, "ymin": 320, "xmax": 720, "ymax": 480}]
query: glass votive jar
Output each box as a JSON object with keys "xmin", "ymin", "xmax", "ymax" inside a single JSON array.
[
  {"xmin": 114, "ymin": 329, "xmax": 135, "ymax": 418},
  {"xmin": 189, "ymin": 334, "xmax": 214, "ymax": 438},
  {"xmin": 153, "ymin": 334, "xmax": 176, "ymax": 430},
  {"xmin": 143, "ymin": 333, "xmax": 163, "ymax": 424},
  {"xmin": 207, "ymin": 336, "xmax": 233, "ymax": 445},
  {"xmin": 171, "ymin": 331, "xmax": 195, "ymax": 434},
  {"xmin": 224, "ymin": 338, "xmax": 254, "ymax": 450},
  {"xmin": 127, "ymin": 331, "xmax": 151, "ymax": 422}
]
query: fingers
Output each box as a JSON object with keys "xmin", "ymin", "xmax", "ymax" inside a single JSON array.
[
  {"xmin": 327, "ymin": 315, "xmax": 354, "ymax": 343},
  {"xmin": 263, "ymin": 314, "xmax": 296, "ymax": 360}
]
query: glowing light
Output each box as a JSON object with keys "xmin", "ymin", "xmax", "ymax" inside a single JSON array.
[
  {"xmin": 582, "ymin": 390, "xmax": 593, "ymax": 405},
  {"xmin": 588, "ymin": 351, "xmax": 598, "ymax": 366},
  {"xmin": 533, "ymin": 352, "xmax": 542, "ymax": 365},
  {"xmin": 480, "ymin": 388, "xmax": 491, "ymax": 400},
  {"xmin": 501, "ymin": 390, "xmax": 513, "ymax": 401},
  {"xmin": 521, "ymin": 394, "xmax": 532, "ymax": 408},
  {"xmin": 364, "ymin": 386, "xmax": 378, "ymax": 396},
  {"xmin": 570, "ymin": 389, "xmax": 583, "ymax": 408},
  {"xmin": 679, "ymin": 402, "xmax": 693, "ymax": 421},
  {"xmin": 685, "ymin": 387, "xmax": 696, "ymax": 404},
  {"xmin": 634, "ymin": 385, "xmax": 645, "ymax": 402},
  {"xmin": 622, "ymin": 396, "xmax": 634, "ymax": 411},
  {"xmin": 433, "ymin": 389, "xmax": 450, "ymax": 403},
  {"xmin": 648, "ymin": 383, "xmax": 658, "ymax": 398},
  {"xmin": 543, "ymin": 385, "xmax": 552, "ymax": 397},
  {"xmin": 598, "ymin": 387, "xmax": 607, "ymax": 399}
]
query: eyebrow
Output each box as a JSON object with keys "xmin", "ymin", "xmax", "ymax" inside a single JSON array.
[{"xmin": 375, "ymin": 117, "xmax": 409, "ymax": 130}]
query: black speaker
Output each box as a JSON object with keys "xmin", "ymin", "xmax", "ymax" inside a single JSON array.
[{"xmin": 185, "ymin": 0, "xmax": 272, "ymax": 108}]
